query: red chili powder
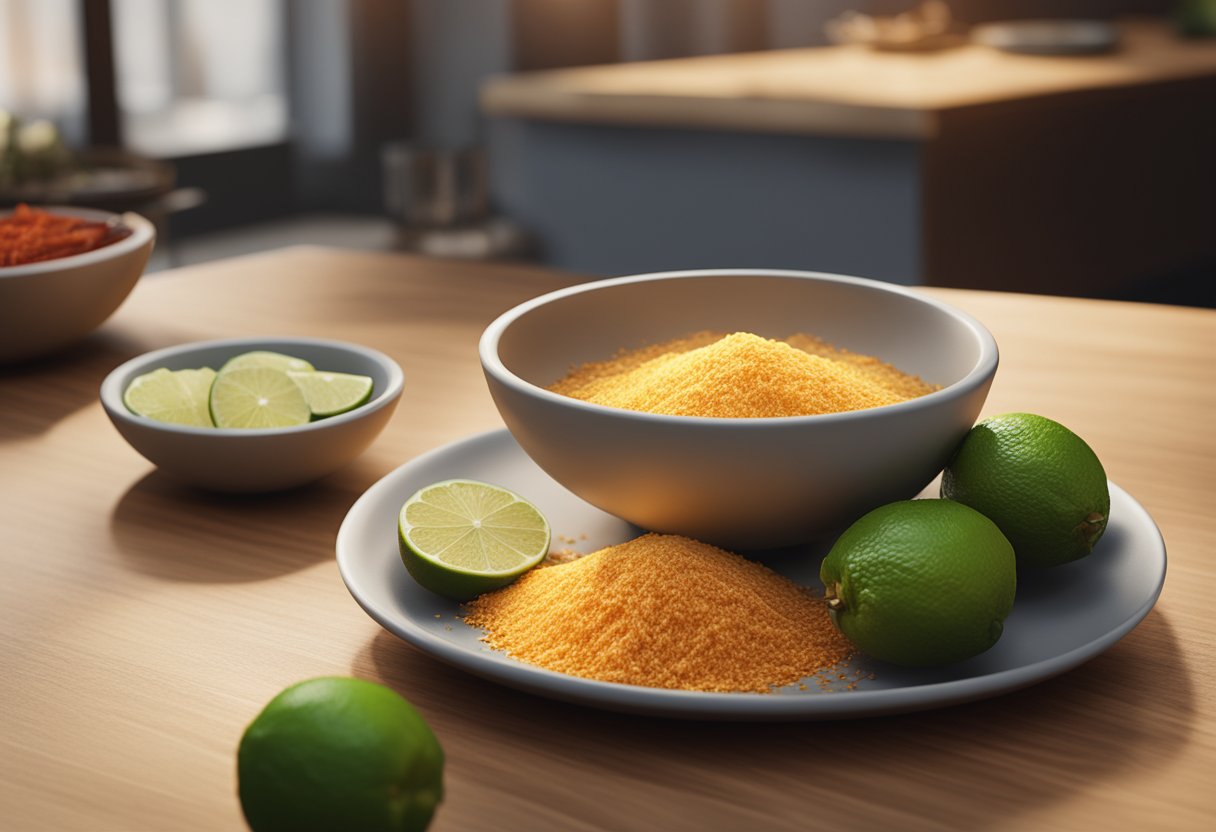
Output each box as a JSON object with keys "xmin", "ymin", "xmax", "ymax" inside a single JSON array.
[{"xmin": 1, "ymin": 203, "xmax": 131, "ymax": 267}]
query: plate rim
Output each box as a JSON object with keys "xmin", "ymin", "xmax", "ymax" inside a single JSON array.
[{"xmin": 336, "ymin": 429, "xmax": 1167, "ymax": 720}]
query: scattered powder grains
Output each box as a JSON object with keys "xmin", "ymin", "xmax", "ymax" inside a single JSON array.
[
  {"xmin": 548, "ymin": 330, "xmax": 938, "ymax": 418},
  {"xmin": 463, "ymin": 534, "xmax": 855, "ymax": 693}
]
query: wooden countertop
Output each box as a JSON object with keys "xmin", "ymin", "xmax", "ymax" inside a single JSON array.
[
  {"xmin": 482, "ymin": 19, "xmax": 1216, "ymax": 138},
  {"xmin": 2, "ymin": 247, "xmax": 1213, "ymax": 830}
]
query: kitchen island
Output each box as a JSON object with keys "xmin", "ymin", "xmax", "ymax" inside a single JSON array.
[{"xmin": 484, "ymin": 20, "xmax": 1216, "ymax": 294}]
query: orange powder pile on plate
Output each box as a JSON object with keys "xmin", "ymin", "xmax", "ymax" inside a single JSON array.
[
  {"xmin": 548, "ymin": 331, "xmax": 937, "ymax": 418},
  {"xmin": 0, "ymin": 203, "xmax": 130, "ymax": 267},
  {"xmin": 463, "ymin": 533, "xmax": 855, "ymax": 693}
]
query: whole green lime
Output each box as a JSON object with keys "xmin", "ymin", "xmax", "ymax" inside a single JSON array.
[
  {"xmin": 820, "ymin": 500, "xmax": 1017, "ymax": 667},
  {"xmin": 941, "ymin": 412, "xmax": 1110, "ymax": 569},
  {"xmin": 237, "ymin": 677, "xmax": 444, "ymax": 832}
]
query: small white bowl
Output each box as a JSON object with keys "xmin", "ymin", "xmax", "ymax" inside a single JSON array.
[
  {"xmin": 100, "ymin": 337, "xmax": 404, "ymax": 492},
  {"xmin": 0, "ymin": 205, "xmax": 155, "ymax": 363},
  {"xmin": 481, "ymin": 269, "xmax": 998, "ymax": 549}
]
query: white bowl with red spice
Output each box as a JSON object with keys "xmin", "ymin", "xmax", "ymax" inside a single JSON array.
[
  {"xmin": 480, "ymin": 269, "xmax": 999, "ymax": 549},
  {"xmin": 0, "ymin": 205, "xmax": 155, "ymax": 363}
]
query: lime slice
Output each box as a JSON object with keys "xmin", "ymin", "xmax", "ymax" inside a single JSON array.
[
  {"xmin": 220, "ymin": 350, "xmax": 315, "ymax": 374},
  {"xmin": 288, "ymin": 370, "xmax": 373, "ymax": 418},
  {"xmin": 123, "ymin": 367, "xmax": 217, "ymax": 427},
  {"xmin": 209, "ymin": 367, "xmax": 311, "ymax": 429},
  {"xmin": 398, "ymin": 479, "xmax": 551, "ymax": 600}
]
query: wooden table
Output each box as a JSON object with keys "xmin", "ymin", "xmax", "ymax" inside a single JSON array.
[{"xmin": 2, "ymin": 247, "xmax": 1213, "ymax": 831}]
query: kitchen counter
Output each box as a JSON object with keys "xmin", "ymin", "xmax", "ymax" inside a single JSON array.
[
  {"xmin": 482, "ymin": 20, "xmax": 1216, "ymax": 293},
  {"xmin": 484, "ymin": 20, "xmax": 1216, "ymax": 139}
]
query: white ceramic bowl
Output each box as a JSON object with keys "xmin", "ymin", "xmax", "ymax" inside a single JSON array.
[
  {"xmin": 481, "ymin": 269, "xmax": 998, "ymax": 549},
  {"xmin": 100, "ymin": 337, "xmax": 404, "ymax": 492},
  {"xmin": 0, "ymin": 206, "xmax": 155, "ymax": 363}
]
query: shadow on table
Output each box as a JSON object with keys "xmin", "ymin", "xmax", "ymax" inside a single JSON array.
[
  {"xmin": 357, "ymin": 610, "xmax": 1193, "ymax": 829},
  {"xmin": 107, "ymin": 463, "xmax": 381, "ymax": 582},
  {"xmin": 0, "ymin": 331, "xmax": 146, "ymax": 442}
]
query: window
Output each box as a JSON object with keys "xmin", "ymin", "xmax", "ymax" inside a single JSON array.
[
  {"xmin": 0, "ymin": 0, "xmax": 87, "ymax": 144},
  {"xmin": 111, "ymin": 0, "xmax": 288, "ymax": 157}
]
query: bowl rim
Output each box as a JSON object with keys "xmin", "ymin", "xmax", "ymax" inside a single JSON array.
[
  {"xmin": 99, "ymin": 335, "xmax": 405, "ymax": 437},
  {"xmin": 480, "ymin": 268, "xmax": 999, "ymax": 426},
  {"xmin": 0, "ymin": 205, "xmax": 156, "ymax": 278}
]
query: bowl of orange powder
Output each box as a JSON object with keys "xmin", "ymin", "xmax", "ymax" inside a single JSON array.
[
  {"xmin": 0, "ymin": 204, "xmax": 155, "ymax": 363},
  {"xmin": 480, "ymin": 269, "xmax": 998, "ymax": 549}
]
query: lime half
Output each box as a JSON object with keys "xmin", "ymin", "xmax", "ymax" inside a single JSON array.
[
  {"xmin": 288, "ymin": 370, "xmax": 373, "ymax": 418},
  {"xmin": 398, "ymin": 480, "xmax": 551, "ymax": 600},
  {"xmin": 209, "ymin": 367, "xmax": 311, "ymax": 429},
  {"xmin": 123, "ymin": 367, "xmax": 217, "ymax": 427},
  {"xmin": 221, "ymin": 350, "xmax": 315, "ymax": 374}
]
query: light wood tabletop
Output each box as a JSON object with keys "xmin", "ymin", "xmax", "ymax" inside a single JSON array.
[
  {"xmin": 483, "ymin": 19, "xmax": 1216, "ymax": 138},
  {"xmin": 1, "ymin": 247, "xmax": 1213, "ymax": 831}
]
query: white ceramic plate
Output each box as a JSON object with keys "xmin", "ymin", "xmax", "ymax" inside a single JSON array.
[{"xmin": 337, "ymin": 429, "xmax": 1166, "ymax": 720}]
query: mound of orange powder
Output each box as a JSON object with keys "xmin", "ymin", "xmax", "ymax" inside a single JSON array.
[
  {"xmin": 548, "ymin": 331, "xmax": 937, "ymax": 418},
  {"xmin": 464, "ymin": 533, "xmax": 855, "ymax": 693}
]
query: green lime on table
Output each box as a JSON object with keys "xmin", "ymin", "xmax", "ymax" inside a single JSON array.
[
  {"xmin": 221, "ymin": 350, "xmax": 316, "ymax": 374},
  {"xmin": 820, "ymin": 499, "xmax": 1017, "ymax": 667},
  {"xmin": 288, "ymin": 370, "xmax": 373, "ymax": 418},
  {"xmin": 209, "ymin": 366, "xmax": 311, "ymax": 429},
  {"xmin": 122, "ymin": 366, "xmax": 217, "ymax": 427},
  {"xmin": 238, "ymin": 677, "xmax": 444, "ymax": 832},
  {"xmin": 942, "ymin": 412, "xmax": 1110, "ymax": 568},
  {"xmin": 398, "ymin": 479, "xmax": 551, "ymax": 601}
]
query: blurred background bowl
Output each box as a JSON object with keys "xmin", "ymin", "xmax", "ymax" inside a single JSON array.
[
  {"xmin": 971, "ymin": 20, "xmax": 1120, "ymax": 55},
  {"xmin": 100, "ymin": 336, "xmax": 404, "ymax": 493},
  {"xmin": 481, "ymin": 269, "xmax": 998, "ymax": 550},
  {"xmin": 0, "ymin": 206, "xmax": 155, "ymax": 364}
]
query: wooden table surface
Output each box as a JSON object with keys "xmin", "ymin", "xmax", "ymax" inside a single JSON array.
[
  {"xmin": 483, "ymin": 19, "xmax": 1216, "ymax": 138},
  {"xmin": 2, "ymin": 247, "xmax": 1213, "ymax": 831}
]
